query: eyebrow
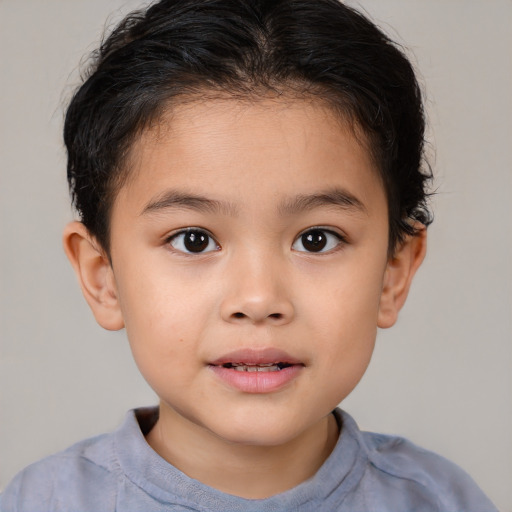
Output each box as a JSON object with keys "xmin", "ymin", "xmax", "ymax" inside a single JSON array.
[
  {"xmin": 141, "ymin": 187, "xmax": 367, "ymax": 217},
  {"xmin": 278, "ymin": 188, "xmax": 367, "ymax": 216},
  {"xmin": 141, "ymin": 190, "xmax": 238, "ymax": 216}
]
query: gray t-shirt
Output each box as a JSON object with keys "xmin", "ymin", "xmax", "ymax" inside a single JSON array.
[{"xmin": 0, "ymin": 407, "xmax": 496, "ymax": 511}]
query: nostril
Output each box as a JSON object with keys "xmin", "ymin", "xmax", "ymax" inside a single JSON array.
[{"xmin": 231, "ymin": 312, "xmax": 283, "ymax": 320}]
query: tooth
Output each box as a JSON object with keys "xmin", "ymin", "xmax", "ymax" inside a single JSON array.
[{"xmin": 228, "ymin": 363, "xmax": 284, "ymax": 372}]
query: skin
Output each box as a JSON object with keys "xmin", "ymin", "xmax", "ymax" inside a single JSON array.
[{"xmin": 64, "ymin": 97, "xmax": 426, "ymax": 499}]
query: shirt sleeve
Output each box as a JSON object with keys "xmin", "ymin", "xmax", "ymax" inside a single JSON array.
[
  {"xmin": 365, "ymin": 433, "xmax": 498, "ymax": 511},
  {"xmin": 0, "ymin": 453, "xmax": 118, "ymax": 512}
]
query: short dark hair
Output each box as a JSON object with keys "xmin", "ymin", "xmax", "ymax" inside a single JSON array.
[{"xmin": 64, "ymin": 0, "xmax": 433, "ymax": 255}]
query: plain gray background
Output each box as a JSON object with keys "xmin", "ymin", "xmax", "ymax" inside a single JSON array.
[{"xmin": 1, "ymin": 0, "xmax": 511, "ymax": 509}]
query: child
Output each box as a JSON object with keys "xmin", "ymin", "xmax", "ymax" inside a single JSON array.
[{"xmin": 0, "ymin": 0, "xmax": 497, "ymax": 510}]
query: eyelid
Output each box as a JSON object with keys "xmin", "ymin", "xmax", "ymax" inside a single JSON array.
[
  {"xmin": 165, "ymin": 227, "xmax": 220, "ymax": 254},
  {"xmin": 292, "ymin": 226, "xmax": 348, "ymax": 253}
]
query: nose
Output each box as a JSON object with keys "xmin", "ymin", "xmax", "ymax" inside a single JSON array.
[{"xmin": 220, "ymin": 251, "xmax": 295, "ymax": 326}]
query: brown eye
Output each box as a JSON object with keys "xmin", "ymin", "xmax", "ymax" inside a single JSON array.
[
  {"xmin": 292, "ymin": 228, "xmax": 343, "ymax": 253},
  {"xmin": 184, "ymin": 231, "xmax": 209, "ymax": 252},
  {"xmin": 169, "ymin": 229, "xmax": 219, "ymax": 254},
  {"xmin": 302, "ymin": 230, "xmax": 327, "ymax": 252}
]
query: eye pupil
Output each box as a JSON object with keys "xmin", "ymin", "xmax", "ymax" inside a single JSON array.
[
  {"xmin": 184, "ymin": 231, "xmax": 209, "ymax": 252},
  {"xmin": 302, "ymin": 230, "xmax": 327, "ymax": 252}
]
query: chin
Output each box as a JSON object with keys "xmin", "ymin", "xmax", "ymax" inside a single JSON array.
[
  {"xmin": 206, "ymin": 407, "xmax": 311, "ymax": 448},
  {"xmin": 221, "ymin": 425, "xmax": 301, "ymax": 448}
]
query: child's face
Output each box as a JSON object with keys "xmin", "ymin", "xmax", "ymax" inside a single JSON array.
[{"xmin": 101, "ymin": 98, "xmax": 396, "ymax": 445}]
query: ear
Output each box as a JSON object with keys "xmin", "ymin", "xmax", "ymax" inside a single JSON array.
[
  {"xmin": 63, "ymin": 221, "xmax": 124, "ymax": 331},
  {"xmin": 377, "ymin": 225, "xmax": 427, "ymax": 329}
]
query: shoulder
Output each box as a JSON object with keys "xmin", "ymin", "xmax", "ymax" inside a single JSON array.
[
  {"xmin": 337, "ymin": 410, "xmax": 497, "ymax": 511},
  {"xmin": 361, "ymin": 430, "xmax": 497, "ymax": 510},
  {"xmin": 1, "ymin": 431, "xmax": 119, "ymax": 512}
]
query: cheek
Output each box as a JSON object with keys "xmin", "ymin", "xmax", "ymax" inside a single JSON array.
[
  {"xmin": 303, "ymin": 256, "xmax": 385, "ymax": 374},
  {"xmin": 117, "ymin": 254, "xmax": 210, "ymax": 331},
  {"xmin": 311, "ymin": 292, "xmax": 378, "ymax": 403},
  {"xmin": 122, "ymin": 291, "xmax": 204, "ymax": 398},
  {"xmin": 308, "ymin": 256, "xmax": 385, "ymax": 330},
  {"xmin": 115, "ymin": 266, "xmax": 215, "ymax": 379}
]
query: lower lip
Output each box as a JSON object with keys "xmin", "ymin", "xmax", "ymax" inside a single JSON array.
[{"xmin": 209, "ymin": 365, "xmax": 303, "ymax": 393}]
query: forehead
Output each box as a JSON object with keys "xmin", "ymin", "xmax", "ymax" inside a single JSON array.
[{"xmin": 115, "ymin": 97, "xmax": 386, "ymax": 220}]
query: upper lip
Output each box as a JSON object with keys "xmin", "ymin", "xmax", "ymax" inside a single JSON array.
[{"xmin": 209, "ymin": 348, "xmax": 304, "ymax": 367}]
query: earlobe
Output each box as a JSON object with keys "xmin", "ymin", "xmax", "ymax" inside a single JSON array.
[
  {"xmin": 62, "ymin": 221, "xmax": 124, "ymax": 331},
  {"xmin": 377, "ymin": 225, "xmax": 427, "ymax": 329}
]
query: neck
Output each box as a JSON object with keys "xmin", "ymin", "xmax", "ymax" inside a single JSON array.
[{"xmin": 145, "ymin": 402, "xmax": 339, "ymax": 499}]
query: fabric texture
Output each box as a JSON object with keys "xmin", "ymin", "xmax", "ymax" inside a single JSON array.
[{"xmin": 1, "ymin": 407, "xmax": 497, "ymax": 511}]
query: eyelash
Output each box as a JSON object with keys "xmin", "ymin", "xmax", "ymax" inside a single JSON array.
[
  {"xmin": 166, "ymin": 228, "xmax": 220, "ymax": 255},
  {"xmin": 165, "ymin": 227, "xmax": 347, "ymax": 255},
  {"xmin": 292, "ymin": 227, "xmax": 346, "ymax": 254}
]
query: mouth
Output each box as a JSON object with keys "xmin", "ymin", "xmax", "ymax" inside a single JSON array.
[
  {"xmin": 208, "ymin": 348, "xmax": 304, "ymax": 393},
  {"xmin": 219, "ymin": 362, "xmax": 295, "ymax": 372},
  {"xmin": 209, "ymin": 347, "xmax": 304, "ymax": 370}
]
